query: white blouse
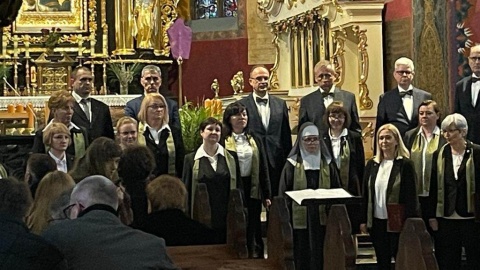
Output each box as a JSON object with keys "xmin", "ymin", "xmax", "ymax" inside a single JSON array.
[{"xmin": 374, "ymin": 160, "xmax": 394, "ymax": 219}]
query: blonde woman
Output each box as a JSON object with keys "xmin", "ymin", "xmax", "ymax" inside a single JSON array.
[
  {"xmin": 27, "ymin": 171, "xmax": 75, "ymax": 234},
  {"xmin": 116, "ymin": 116, "xmax": 138, "ymax": 150},
  {"xmin": 43, "ymin": 122, "xmax": 74, "ymax": 172}
]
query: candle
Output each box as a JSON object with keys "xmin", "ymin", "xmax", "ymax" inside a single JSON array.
[
  {"xmin": 27, "ymin": 103, "xmax": 34, "ymax": 128},
  {"xmin": 7, "ymin": 104, "xmax": 14, "ymax": 113},
  {"xmin": 31, "ymin": 66, "xmax": 37, "ymax": 83},
  {"xmin": 15, "ymin": 104, "xmax": 24, "ymax": 113}
]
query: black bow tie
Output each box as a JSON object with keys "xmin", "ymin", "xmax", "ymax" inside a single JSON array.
[
  {"xmin": 399, "ymin": 90, "xmax": 413, "ymax": 98},
  {"xmin": 256, "ymin": 97, "xmax": 268, "ymax": 105},
  {"xmin": 321, "ymin": 92, "xmax": 334, "ymax": 98},
  {"xmin": 472, "ymin": 77, "xmax": 480, "ymax": 83}
]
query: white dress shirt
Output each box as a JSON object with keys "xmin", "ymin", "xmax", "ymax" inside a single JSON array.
[
  {"xmin": 233, "ymin": 133, "xmax": 253, "ymax": 177},
  {"xmin": 329, "ymin": 128, "xmax": 348, "ymax": 168},
  {"xmin": 320, "ymin": 85, "xmax": 335, "ymax": 108},
  {"xmin": 145, "ymin": 123, "xmax": 170, "ymax": 145},
  {"xmin": 398, "ymin": 85, "xmax": 414, "ymax": 121},
  {"xmin": 194, "ymin": 143, "xmax": 225, "ymax": 171},
  {"xmin": 49, "ymin": 151, "xmax": 68, "ymax": 173},
  {"xmin": 72, "ymin": 91, "xmax": 92, "ymax": 122},
  {"xmin": 252, "ymin": 92, "xmax": 270, "ymax": 129},
  {"xmin": 374, "ymin": 160, "xmax": 394, "ymax": 219}
]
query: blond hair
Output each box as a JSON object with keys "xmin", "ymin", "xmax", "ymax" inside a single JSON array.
[
  {"xmin": 146, "ymin": 175, "xmax": 187, "ymax": 212},
  {"xmin": 43, "ymin": 122, "xmax": 72, "ymax": 147},
  {"xmin": 373, "ymin": 124, "xmax": 410, "ymax": 163},
  {"xmin": 137, "ymin": 93, "xmax": 169, "ymax": 126}
]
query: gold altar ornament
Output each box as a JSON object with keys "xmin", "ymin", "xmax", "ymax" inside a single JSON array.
[
  {"xmin": 230, "ymin": 71, "xmax": 244, "ymax": 95},
  {"xmin": 211, "ymin": 78, "xmax": 219, "ymax": 98}
]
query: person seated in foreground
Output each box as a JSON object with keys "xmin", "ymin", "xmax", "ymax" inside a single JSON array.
[
  {"xmin": 0, "ymin": 177, "xmax": 67, "ymax": 269},
  {"xmin": 42, "ymin": 175, "xmax": 178, "ymax": 270},
  {"xmin": 139, "ymin": 174, "xmax": 220, "ymax": 246}
]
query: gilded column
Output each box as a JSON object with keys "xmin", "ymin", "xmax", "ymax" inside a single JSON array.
[{"xmin": 114, "ymin": 0, "xmax": 136, "ymax": 55}]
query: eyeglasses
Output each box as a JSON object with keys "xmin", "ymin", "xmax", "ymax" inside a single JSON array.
[
  {"xmin": 395, "ymin": 70, "xmax": 412, "ymax": 76},
  {"xmin": 317, "ymin": 73, "xmax": 332, "ymax": 80},
  {"xmin": 251, "ymin": 76, "xmax": 268, "ymax": 82},
  {"xmin": 63, "ymin": 203, "xmax": 76, "ymax": 219},
  {"xmin": 302, "ymin": 136, "xmax": 320, "ymax": 144},
  {"xmin": 148, "ymin": 104, "xmax": 166, "ymax": 110},
  {"xmin": 442, "ymin": 128, "xmax": 459, "ymax": 134},
  {"xmin": 329, "ymin": 114, "xmax": 345, "ymax": 120},
  {"xmin": 469, "ymin": 56, "xmax": 480, "ymax": 62}
]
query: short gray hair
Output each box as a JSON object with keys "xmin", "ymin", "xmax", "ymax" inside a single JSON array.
[
  {"xmin": 394, "ymin": 57, "xmax": 415, "ymax": 72},
  {"xmin": 441, "ymin": 113, "xmax": 468, "ymax": 134},
  {"xmin": 71, "ymin": 175, "xmax": 119, "ymax": 210},
  {"xmin": 141, "ymin": 65, "xmax": 161, "ymax": 77}
]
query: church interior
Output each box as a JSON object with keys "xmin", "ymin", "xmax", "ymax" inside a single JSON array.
[{"xmin": 0, "ymin": 0, "xmax": 479, "ymax": 269}]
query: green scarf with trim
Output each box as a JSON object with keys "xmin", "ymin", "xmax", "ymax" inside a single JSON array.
[
  {"xmin": 225, "ymin": 135, "xmax": 261, "ymax": 199},
  {"xmin": 410, "ymin": 132, "xmax": 439, "ymax": 194},
  {"xmin": 338, "ymin": 137, "xmax": 350, "ymax": 192},
  {"xmin": 435, "ymin": 144, "xmax": 476, "ymax": 217}
]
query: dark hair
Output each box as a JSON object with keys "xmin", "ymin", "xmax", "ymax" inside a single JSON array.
[
  {"xmin": 323, "ymin": 101, "xmax": 351, "ymax": 130},
  {"xmin": 222, "ymin": 102, "xmax": 249, "ymax": 137},
  {"xmin": 418, "ymin": 100, "xmax": 440, "ymax": 114},
  {"xmin": 0, "ymin": 177, "xmax": 33, "ymax": 219},
  {"xmin": 199, "ymin": 117, "xmax": 222, "ymax": 132},
  {"xmin": 26, "ymin": 153, "xmax": 57, "ymax": 197},
  {"xmin": 118, "ymin": 145, "xmax": 156, "ymax": 185},
  {"xmin": 71, "ymin": 66, "xmax": 91, "ymax": 79}
]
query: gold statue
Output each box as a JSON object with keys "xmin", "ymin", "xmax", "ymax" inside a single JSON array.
[
  {"xmin": 114, "ymin": 0, "xmax": 136, "ymax": 55},
  {"xmin": 134, "ymin": 0, "xmax": 155, "ymax": 49},
  {"xmin": 211, "ymin": 79, "xmax": 219, "ymax": 98},
  {"xmin": 230, "ymin": 71, "xmax": 244, "ymax": 95}
]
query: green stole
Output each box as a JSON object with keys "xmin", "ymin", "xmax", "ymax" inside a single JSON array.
[
  {"xmin": 338, "ymin": 137, "xmax": 351, "ymax": 192},
  {"xmin": 292, "ymin": 158, "xmax": 331, "ymax": 229},
  {"xmin": 138, "ymin": 122, "xmax": 176, "ymax": 175},
  {"xmin": 45, "ymin": 129, "xmax": 86, "ymax": 159},
  {"xmin": 410, "ymin": 131, "xmax": 439, "ymax": 194},
  {"xmin": 366, "ymin": 159, "xmax": 402, "ymax": 228},
  {"xmin": 225, "ymin": 135, "xmax": 261, "ymax": 199},
  {"xmin": 0, "ymin": 163, "xmax": 7, "ymax": 178},
  {"xmin": 190, "ymin": 148, "xmax": 237, "ymax": 217},
  {"xmin": 435, "ymin": 144, "xmax": 476, "ymax": 217}
]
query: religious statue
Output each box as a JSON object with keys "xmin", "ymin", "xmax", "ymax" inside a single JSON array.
[
  {"xmin": 211, "ymin": 78, "xmax": 219, "ymax": 98},
  {"xmin": 134, "ymin": 0, "xmax": 155, "ymax": 49},
  {"xmin": 113, "ymin": 0, "xmax": 136, "ymax": 55},
  {"xmin": 230, "ymin": 71, "xmax": 244, "ymax": 95}
]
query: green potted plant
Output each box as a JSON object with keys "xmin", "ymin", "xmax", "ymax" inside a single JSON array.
[{"xmin": 107, "ymin": 60, "xmax": 143, "ymax": 95}]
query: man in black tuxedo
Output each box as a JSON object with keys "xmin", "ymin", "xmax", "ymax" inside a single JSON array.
[
  {"xmin": 375, "ymin": 57, "xmax": 432, "ymax": 136},
  {"xmin": 299, "ymin": 60, "xmax": 361, "ymax": 134},
  {"xmin": 454, "ymin": 45, "xmax": 480, "ymax": 144},
  {"xmin": 71, "ymin": 66, "xmax": 114, "ymax": 142},
  {"xmin": 239, "ymin": 65, "xmax": 292, "ymax": 197},
  {"xmin": 125, "ymin": 65, "xmax": 180, "ymax": 128}
]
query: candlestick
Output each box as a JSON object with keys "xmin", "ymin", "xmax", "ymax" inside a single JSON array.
[{"xmin": 27, "ymin": 103, "xmax": 34, "ymax": 128}]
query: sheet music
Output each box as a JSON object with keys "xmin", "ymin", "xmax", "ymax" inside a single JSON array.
[{"xmin": 285, "ymin": 188, "xmax": 353, "ymax": 205}]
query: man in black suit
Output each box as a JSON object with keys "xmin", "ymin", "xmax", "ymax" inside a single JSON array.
[
  {"xmin": 125, "ymin": 65, "xmax": 180, "ymax": 128},
  {"xmin": 376, "ymin": 57, "xmax": 432, "ymax": 136},
  {"xmin": 239, "ymin": 65, "xmax": 292, "ymax": 198},
  {"xmin": 71, "ymin": 66, "xmax": 114, "ymax": 142},
  {"xmin": 299, "ymin": 60, "xmax": 361, "ymax": 134},
  {"xmin": 454, "ymin": 45, "xmax": 480, "ymax": 144},
  {"xmin": 42, "ymin": 175, "xmax": 177, "ymax": 269}
]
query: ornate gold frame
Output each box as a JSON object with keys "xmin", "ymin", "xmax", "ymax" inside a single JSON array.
[{"xmin": 13, "ymin": 0, "xmax": 88, "ymax": 33}]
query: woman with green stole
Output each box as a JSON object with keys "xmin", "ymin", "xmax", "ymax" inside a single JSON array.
[
  {"xmin": 182, "ymin": 117, "xmax": 242, "ymax": 243},
  {"xmin": 222, "ymin": 102, "xmax": 271, "ymax": 258},
  {"xmin": 360, "ymin": 124, "xmax": 418, "ymax": 270},
  {"xmin": 322, "ymin": 102, "xmax": 365, "ymax": 234},
  {"xmin": 137, "ymin": 93, "xmax": 184, "ymax": 177},
  {"xmin": 32, "ymin": 90, "xmax": 88, "ymax": 159},
  {"xmin": 403, "ymin": 100, "xmax": 445, "ymax": 231},
  {"xmin": 278, "ymin": 122, "xmax": 340, "ymax": 270},
  {"xmin": 427, "ymin": 113, "xmax": 480, "ymax": 270}
]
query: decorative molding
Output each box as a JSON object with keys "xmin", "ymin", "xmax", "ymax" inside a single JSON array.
[
  {"xmin": 352, "ymin": 25, "xmax": 373, "ymax": 110},
  {"xmin": 269, "ymin": 25, "xmax": 281, "ymax": 90},
  {"xmin": 331, "ymin": 30, "xmax": 345, "ymax": 87},
  {"xmin": 0, "ymin": 95, "xmax": 139, "ymax": 109}
]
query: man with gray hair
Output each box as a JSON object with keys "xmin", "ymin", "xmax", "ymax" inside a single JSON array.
[
  {"xmin": 376, "ymin": 57, "xmax": 432, "ymax": 136},
  {"xmin": 42, "ymin": 175, "xmax": 178, "ymax": 270},
  {"xmin": 125, "ymin": 65, "xmax": 180, "ymax": 128}
]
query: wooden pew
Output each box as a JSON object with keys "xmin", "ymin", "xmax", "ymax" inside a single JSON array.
[
  {"xmin": 395, "ymin": 218, "xmax": 438, "ymax": 270},
  {"xmin": 323, "ymin": 204, "xmax": 356, "ymax": 270},
  {"xmin": 167, "ymin": 185, "xmax": 294, "ymax": 269}
]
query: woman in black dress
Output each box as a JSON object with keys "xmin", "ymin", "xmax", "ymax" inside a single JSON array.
[{"xmin": 182, "ymin": 117, "xmax": 241, "ymax": 243}]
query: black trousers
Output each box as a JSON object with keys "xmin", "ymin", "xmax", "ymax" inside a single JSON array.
[
  {"xmin": 370, "ymin": 218, "xmax": 399, "ymax": 270},
  {"xmin": 246, "ymin": 198, "xmax": 263, "ymax": 257},
  {"xmin": 435, "ymin": 218, "xmax": 480, "ymax": 270}
]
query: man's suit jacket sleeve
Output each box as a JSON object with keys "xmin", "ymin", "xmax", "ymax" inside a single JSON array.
[
  {"xmin": 281, "ymin": 101, "xmax": 293, "ymax": 159},
  {"xmin": 454, "ymin": 82, "xmax": 462, "ymax": 114},
  {"xmin": 103, "ymin": 105, "xmax": 115, "ymax": 139},
  {"xmin": 170, "ymin": 100, "xmax": 181, "ymax": 128},
  {"xmin": 350, "ymin": 94, "xmax": 362, "ymax": 133},
  {"xmin": 31, "ymin": 130, "xmax": 46, "ymax": 153},
  {"xmin": 125, "ymin": 101, "xmax": 135, "ymax": 119},
  {"xmin": 298, "ymin": 99, "xmax": 308, "ymax": 129},
  {"xmin": 375, "ymin": 94, "xmax": 386, "ymax": 132}
]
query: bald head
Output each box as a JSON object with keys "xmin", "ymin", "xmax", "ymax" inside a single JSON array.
[{"xmin": 71, "ymin": 175, "xmax": 118, "ymax": 210}]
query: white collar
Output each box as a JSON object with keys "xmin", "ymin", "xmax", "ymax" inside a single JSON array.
[
  {"xmin": 72, "ymin": 91, "xmax": 90, "ymax": 102},
  {"xmin": 232, "ymin": 132, "xmax": 246, "ymax": 140},
  {"xmin": 43, "ymin": 119, "xmax": 80, "ymax": 132},
  {"xmin": 329, "ymin": 128, "xmax": 348, "ymax": 140},
  {"xmin": 398, "ymin": 85, "xmax": 413, "ymax": 92},
  {"xmin": 194, "ymin": 143, "xmax": 225, "ymax": 160},
  {"xmin": 145, "ymin": 122, "xmax": 170, "ymax": 133},
  {"xmin": 417, "ymin": 126, "xmax": 440, "ymax": 136},
  {"xmin": 252, "ymin": 92, "xmax": 269, "ymax": 101},
  {"xmin": 319, "ymin": 84, "xmax": 336, "ymax": 94},
  {"xmin": 48, "ymin": 150, "xmax": 66, "ymax": 164}
]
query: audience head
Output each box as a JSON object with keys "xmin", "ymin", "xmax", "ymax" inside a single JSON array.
[
  {"xmin": 200, "ymin": 117, "xmax": 222, "ymax": 145},
  {"xmin": 469, "ymin": 45, "xmax": 480, "ymax": 77},
  {"xmin": 48, "ymin": 90, "xmax": 75, "ymax": 126},
  {"xmin": 374, "ymin": 124, "xmax": 410, "ymax": 162},
  {"xmin": 27, "ymin": 171, "xmax": 75, "ymax": 234},
  {"xmin": 314, "ymin": 60, "xmax": 337, "ymax": 92},
  {"xmin": 71, "ymin": 66, "xmax": 93, "ymax": 98},
  {"xmin": 393, "ymin": 57, "xmax": 415, "ymax": 89},
  {"xmin": 222, "ymin": 101, "xmax": 249, "ymax": 136},
  {"xmin": 441, "ymin": 113, "xmax": 468, "ymax": 144},
  {"xmin": 0, "ymin": 177, "xmax": 32, "ymax": 220},
  {"xmin": 70, "ymin": 137, "xmax": 122, "ymax": 182},
  {"xmin": 249, "ymin": 65, "xmax": 269, "ymax": 95},
  {"xmin": 117, "ymin": 145, "xmax": 155, "ymax": 185},
  {"xmin": 323, "ymin": 101, "xmax": 351, "ymax": 131},
  {"xmin": 417, "ymin": 100, "xmax": 440, "ymax": 129},
  {"xmin": 138, "ymin": 93, "xmax": 169, "ymax": 126},
  {"xmin": 25, "ymin": 153, "xmax": 57, "ymax": 196},
  {"xmin": 116, "ymin": 116, "xmax": 138, "ymax": 149},
  {"xmin": 141, "ymin": 65, "xmax": 162, "ymax": 94},
  {"xmin": 146, "ymin": 175, "xmax": 187, "ymax": 213},
  {"xmin": 43, "ymin": 122, "xmax": 71, "ymax": 150},
  {"xmin": 68, "ymin": 175, "xmax": 119, "ymax": 219}
]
